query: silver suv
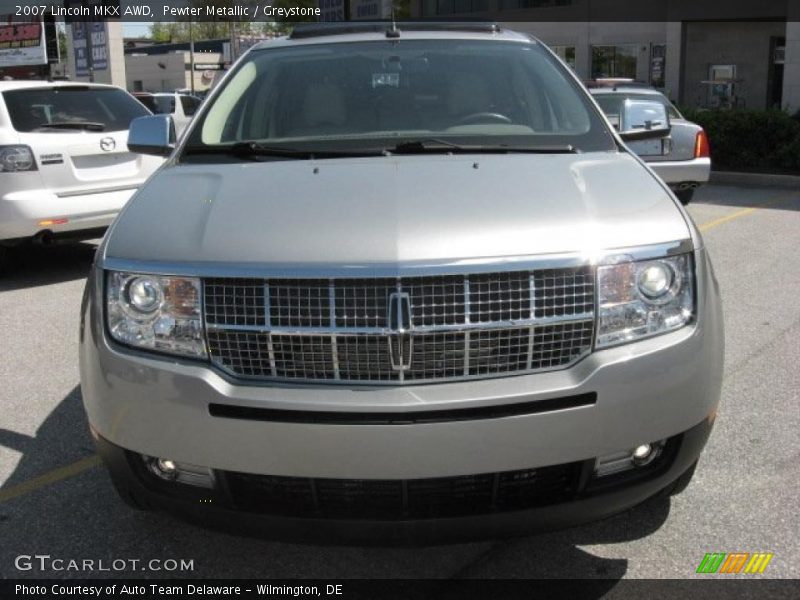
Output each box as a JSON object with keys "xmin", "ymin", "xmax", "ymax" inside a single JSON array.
[{"xmin": 80, "ymin": 23, "xmax": 723, "ymax": 544}]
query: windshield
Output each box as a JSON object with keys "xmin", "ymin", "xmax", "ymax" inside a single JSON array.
[
  {"xmin": 182, "ymin": 39, "xmax": 616, "ymax": 159},
  {"xmin": 3, "ymin": 87, "xmax": 150, "ymax": 133}
]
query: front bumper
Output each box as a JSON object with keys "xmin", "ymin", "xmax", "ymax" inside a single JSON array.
[
  {"xmin": 94, "ymin": 417, "xmax": 713, "ymax": 545},
  {"xmin": 0, "ymin": 186, "xmax": 137, "ymax": 241},
  {"xmin": 648, "ymin": 157, "xmax": 711, "ymax": 187}
]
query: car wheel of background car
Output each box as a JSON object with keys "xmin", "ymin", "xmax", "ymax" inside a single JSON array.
[{"xmin": 675, "ymin": 188, "xmax": 695, "ymax": 205}]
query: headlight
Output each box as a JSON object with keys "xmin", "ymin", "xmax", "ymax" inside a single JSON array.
[
  {"xmin": 0, "ymin": 145, "xmax": 37, "ymax": 172},
  {"xmin": 596, "ymin": 254, "xmax": 694, "ymax": 348},
  {"xmin": 106, "ymin": 271, "xmax": 206, "ymax": 358}
]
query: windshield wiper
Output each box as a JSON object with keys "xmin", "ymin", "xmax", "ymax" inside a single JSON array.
[
  {"xmin": 37, "ymin": 121, "xmax": 106, "ymax": 132},
  {"xmin": 183, "ymin": 142, "xmax": 385, "ymax": 160},
  {"xmin": 391, "ymin": 139, "xmax": 579, "ymax": 154}
]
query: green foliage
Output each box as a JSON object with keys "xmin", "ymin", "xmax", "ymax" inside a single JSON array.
[
  {"xmin": 681, "ymin": 108, "xmax": 800, "ymax": 175},
  {"xmin": 149, "ymin": 21, "xmax": 270, "ymax": 43}
]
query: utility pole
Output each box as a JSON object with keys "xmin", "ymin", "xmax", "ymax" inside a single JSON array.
[
  {"xmin": 86, "ymin": 21, "xmax": 94, "ymax": 83},
  {"xmin": 189, "ymin": 20, "xmax": 195, "ymax": 94}
]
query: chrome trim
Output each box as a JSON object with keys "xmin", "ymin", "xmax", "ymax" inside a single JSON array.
[
  {"xmin": 204, "ymin": 265, "xmax": 596, "ymax": 384},
  {"xmin": 207, "ymin": 336, "xmax": 594, "ymax": 387},
  {"xmin": 100, "ymin": 240, "xmax": 693, "ymax": 279},
  {"xmin": 204, "ymin": 314, "xmax": 595, "ymax": 335},
  {"xmin": 57, "ymin": 184, "xmax": 139, "ymax": 198}
]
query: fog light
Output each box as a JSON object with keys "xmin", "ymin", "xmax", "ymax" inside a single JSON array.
[
  {"xmin": 595, "ymin": 441, "xmax": 665, "ymax": 477},
  {"xmin": 147, "ymin": 457, "xmax": 178, "ymax": 481},
  {"xmin": 633, "ymin": 444, "xmax": 652, "ymax": 460},
  {"xmin": 157, "ymin": 458, "xmax": 176, "ymax": 473},
  {"xmin": 144, "ymin": 456, "xmax": 215, "ymax": 488},
  {"xmin": 632, "ymin": 443, "xmax": 658, "ymax": 466}
]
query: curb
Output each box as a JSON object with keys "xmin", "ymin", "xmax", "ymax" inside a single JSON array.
[{"xmin": 710, "ymin": 171, "xmax": 800, "ymax": 189}]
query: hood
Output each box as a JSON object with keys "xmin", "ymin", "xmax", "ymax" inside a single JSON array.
[{"xmin": 105, "ymin": 152, "xmax": 690, "ymax": 269}]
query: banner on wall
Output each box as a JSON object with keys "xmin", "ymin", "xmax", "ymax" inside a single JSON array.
[{"xmin": 0, "ymin": 18, "xmax": 47, "ymax": 68}]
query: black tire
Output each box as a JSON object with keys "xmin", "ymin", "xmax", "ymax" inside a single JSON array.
[{"xmin": 675, "ymin": 188, "xmax": 694, "ymax": 205}]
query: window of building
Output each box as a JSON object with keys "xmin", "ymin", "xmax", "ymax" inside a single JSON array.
[
  {"xmin": 551, "ymin": 46, "xmax": 576, "ymax": 70},
  {"xmin": 133, "ymin": 80, "xmax": 143, "ymax": 92},
  {"xmin": 591, "ymin": 45, "xmax": 638, "ymax": 79},
  {"xmin": 500, "ymin": 0, "xmax": 573, "ymax": 8},
  {"xmin": 422, "ymin": 0, "xmax": 489, "ymax": 15}
]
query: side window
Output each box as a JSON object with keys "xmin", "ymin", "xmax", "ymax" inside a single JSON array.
[
  {"xmin": 180, "ymin": 96, "xmax": 200, "ymax": 117},
  {"xmin": 665, "ymin": 102, "xmax": 682, "ymax": 119}
]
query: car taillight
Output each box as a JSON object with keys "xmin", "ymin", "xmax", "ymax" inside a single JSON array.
[
  {"xmin": 0, "ymin": 145, "xmax": 37, "ymax": 172},
  {"xmin": 694, "ymin": 130, "xmax": 710, "ymax": 159}
]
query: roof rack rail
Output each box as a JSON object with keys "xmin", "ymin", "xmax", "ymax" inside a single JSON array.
[{"xmin": 289, "ymin": 21, "xmax": 500, "ymax": 40}]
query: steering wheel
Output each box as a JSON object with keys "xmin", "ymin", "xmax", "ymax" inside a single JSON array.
[{"xmin": 456, "ymin": 112, "xmax": 513, "ymax": 125}]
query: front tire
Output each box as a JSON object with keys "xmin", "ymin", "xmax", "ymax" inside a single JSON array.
[{"xmin": 675, "ymin": 188, "xmax": 695, "ymax": 205}]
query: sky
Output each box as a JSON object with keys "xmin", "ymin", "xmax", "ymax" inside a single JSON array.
[{"xmin": 123, "ymin": 22, "xmax": 154, "ymax": 38}]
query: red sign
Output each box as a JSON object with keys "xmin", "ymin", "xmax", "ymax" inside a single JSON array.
[{"xmin": 0, "ymin": 18, "xmax": 46, "ymax": 67}]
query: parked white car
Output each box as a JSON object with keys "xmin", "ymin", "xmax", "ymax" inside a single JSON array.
[
  {"xmin": 0, "ymin": 80, "xmax": 164, "ymax": 266},
  {"xmin": 132, "ymin": 92, "xmax": 202, "ymax": 135}
]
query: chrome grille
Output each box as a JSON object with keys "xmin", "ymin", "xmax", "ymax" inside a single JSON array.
[
  {"xmin": 205, "ymin": 278, "xmax": 265, "ymax": 327},
  {"xmin": 204, "ymin": 267, "xmax": 595, "ymax": 384},
  {"xmin": 268, "ymin": 280, "xmax": 329, "ymax": 328},
  {"xmin": 405, "ymin": 276, "xmax": 466, "ymax": 326},
  {"xmin": 533, "ymin": 268, "xmax": 594, "ymax": 318},
  {"xmin": 469, "ymin": 271, "xmax": 531, "ymax": 322}
]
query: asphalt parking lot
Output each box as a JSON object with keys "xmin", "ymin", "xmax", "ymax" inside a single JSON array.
[{"xmin": 0, "ymin": 183, "xmax": 798, "ymax": 581}]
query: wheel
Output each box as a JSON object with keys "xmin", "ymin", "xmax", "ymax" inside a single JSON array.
[{"xmin": 675, "ymin": 188, "xmax": 694, "ymax": 205}]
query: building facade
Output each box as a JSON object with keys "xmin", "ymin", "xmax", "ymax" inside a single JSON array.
[
  {"xmin": 124, "ymin": 40, "xmax": 227, "ymax": 94},
  {"xmin": 410, "ymin": 0, "xmax": 800, "ymax": 112}
]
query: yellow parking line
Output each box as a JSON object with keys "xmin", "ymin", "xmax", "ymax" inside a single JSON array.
[
  {"xmin": 699, "ymin": 206, "xmax": 758, "ymax": 232},
  {"xmin": 0, "ymin": 454, "xmax": 101, "ymax": 503},
  {"xmin": 698, "ymin": 193, "xmax": 796, "ymax": 232}
]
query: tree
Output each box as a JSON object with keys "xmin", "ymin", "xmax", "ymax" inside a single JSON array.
[{"xmin": 57, "ymin": 27, "xmax": 67, "ymax": 60}]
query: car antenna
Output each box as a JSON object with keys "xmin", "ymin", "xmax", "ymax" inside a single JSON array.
[{"xmin": 386, "ymin": 12, "xmax": 400, "ymax": 38}]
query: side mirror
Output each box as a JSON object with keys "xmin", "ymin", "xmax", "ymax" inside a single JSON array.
[
  {"xmin": 127, "ymin": 115, "xmax": 176, "ymax": 157},
  {"xmin": 619, "ymin": 99, "xmax": 671, "ymax": 141}
]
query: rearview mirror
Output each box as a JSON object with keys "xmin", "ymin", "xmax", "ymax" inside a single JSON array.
[
  {"xmin": 128, "ymin": 115, "xmax": 176, "ymax": 157},
  {"xmin": 619, "ymin": 99, "xmax": 670, "ymax": 141}
]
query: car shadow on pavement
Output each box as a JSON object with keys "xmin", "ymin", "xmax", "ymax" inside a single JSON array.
[
  {"xmin": 0, "ymin": 242, "xmax": 98, "ymax": 293},
  {"xmin": 0, "ymin": 386, "xmax": 669, "ymax": 586}
]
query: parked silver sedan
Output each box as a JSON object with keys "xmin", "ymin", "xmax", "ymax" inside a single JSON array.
[{"xmin": 590, "ymin": 83, "xmax": 710, "ymax": 204}]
